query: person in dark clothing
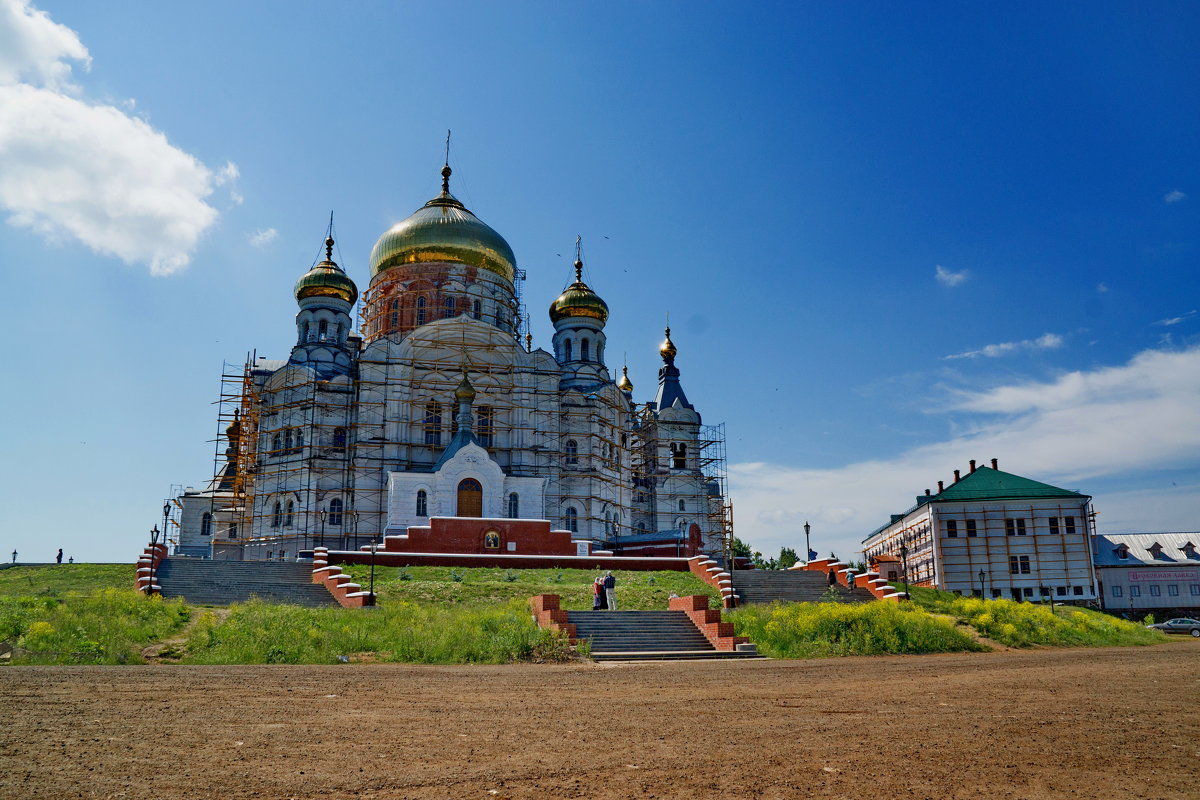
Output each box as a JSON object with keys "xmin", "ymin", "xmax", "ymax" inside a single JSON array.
[
  {"xmin": 56, "ymin": 549, "xmax": 63, "ymax": 564},
  {"xmin": 828, "ymin": 569, "xmax": 836, "ymax": 586},
  {"xmin": 602, "ymin": 571, "xmax": 617, "ymax": 611}
]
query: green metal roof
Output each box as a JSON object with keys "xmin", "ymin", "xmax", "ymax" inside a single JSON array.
[{"xmin": 932, "ymin": 467, "xmax": 1087, "ymax": 502}]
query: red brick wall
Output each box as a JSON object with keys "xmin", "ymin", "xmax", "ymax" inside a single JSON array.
[
  {"xmin": 382, "ymin": 517, "xmax": 580, "ymax": 556},
  {"xmin": 135, "ymin": 543, "xmax": 167, "ymax": 594},
  {"xmin": 311, "ymin": 548, "xmax": 370, "ymax": 607},
  {"xmin": 669, "ymin": 595, "xmax": 751, "ymax": 651},
  {"xmin": 326, "ymin": 550, "xmax": 691, "ymax": 572}
]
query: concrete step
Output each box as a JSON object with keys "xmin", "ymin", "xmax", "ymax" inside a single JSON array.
[{"xmin": 156, "ymin": 558, "xmax": 338, "ymax": 608}]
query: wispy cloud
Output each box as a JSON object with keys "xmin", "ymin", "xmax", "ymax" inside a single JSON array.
[
  {"xmin": 1164, "ymin": 189, "xmax": 1187, "ymax": 204},
  {"xmin": 935, "ymin": 264, "xmax": 969, "ymax": 287},
  {"xmin": 945, "ymin": 332, "xmax": 1063, "ymax": 360},
  {"xmin": 1096, "ymin": 282, "xmax": 1110, "ymax": 293},
  {"xmin": 0, "ymin": 0, "xmax": 234, "ymax": 275},
  {"xmin": 249, "ymin": 227, "xmax": 278, "ymax": 248},
  {"xmin": 729, "ymin": 345, "xmax": 1200, "ymax": 559},
  {"xmin": 1154, "ymin": 310, "xmax": 1197, "ymax": 327}
]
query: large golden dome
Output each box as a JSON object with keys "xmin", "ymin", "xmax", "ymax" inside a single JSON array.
[
  {"xmin": 368, "ymin": 166, "xmax": 516, "ymax": 282},
  {"xmin": 549, "ymin": 259, "xmax": 609, "ymax": 324},
  {"xmin": 295, "ymin": 237, "xmax": 359, "ymax": 304}
]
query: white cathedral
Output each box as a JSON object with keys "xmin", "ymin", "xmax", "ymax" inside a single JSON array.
[{"xmin": 175, "ymin": 163, "xmax": 730, "ymax": 561}]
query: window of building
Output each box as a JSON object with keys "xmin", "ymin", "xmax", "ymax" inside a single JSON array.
[
  {"xmin": 1040, "ymin": 586, "xmax": 1051, "ymax": 597},
  {"xmin": 285, "ymin": 500, "xmax": 294, "ymax": 527},
  {"xmin": 946, "ymin": 519, "xmax": 958, "ymax": 538},
  {"xmin": 565, "ymin": 439, "xmax": 578, "ymax": 465},
  {"xmin": 424, "ymin": 404, "xmax": 442, "ymax": 446},
  {"xmin": 564, "ymin": 339, "xmax": 572, "ymax": 361},
  {"xmin": 444, "ymin": 297, "xmax": 455, "ymax": 319},
  {"xmin": 472, "ymin": 300, "xmax": 481, "ymax": 320},
  {"xmin": 1167, "ymin": 584, "xmax": 1179, "ymax": 597},
  {"xmin": 1023, "ymin": 587, "xmax": 1033, "ymax": 598},
  {"xmin": 334, "ymin": 323, "xmax": 342, "ymax": 342},
  {"xmin": 966, "ymin": 519, "xmax": 977, "ymax": 537},
  {"xmin": 1005, "ymin": 518, "xmax": 1027, "ymax": 536},
  {"xmin": 333, "ymin": 427, "xmax": 347, "ymax": 449},
  {"xmin": 672, "ymin": 443, "xmax": 687, "ymax": 470},
  {"xmin": 1073, "ymin": 586, "xmax": 1083, "ymax": 596},
  {"xmin": 284, "ymin": 429, "xmax": 293, "ymax": 451},
  {"xmin": 200, "ymin": 512, "xmax": 212, "ymax": 536},
  {"xmin": 1049, "ymin": 517, "xmax": 1060, "ymax": 535},
  {"xmin": 991, "ymin": 588, "xmax": 1002, "ymax": 599},
  {"xmin": 301, "ymin": 321, "xmax": 309, "ymax": 342},
  {"xmin": 228, "ymin": 523, "xmax": 238, "ymax": 539},
  {"xmin": 271, "ymin": 501, "xmax": 282, "ymax": 528},
  {"xmin": 1056, "ymin": 586, "xmax": 1067, "ymax": 596},
  {"xmin": 327, "ymin": 498, "xmax": 343, "ymax": 526},
  {"xmin": 416, "ymin": 490, "xmax": 427, "ymax": 517},
  {"xmin": 478, "ymin": 406, "xmax": 494, "ymax": 447},
  {"xmin": 581, "ymin": 338, "xmax": 590, "ymax": 361},
  {"xmin": 272, "ymin": 433, "xmax": 282, "ymax": 453},
  {"xmin": 678, "ymin": 500, "xmax": 686, "ymax": 512},
  {"xmin": 1064, "ymin": 516, "xmax": 1076, "ymax": 535},
  {"xmin": 1130, "ymin": 585, "xmax": 1141, "ymax": 597},
  {"xmin": 565, "ymin": 507, "xmax": 578, "ymax": 533},
  {"xmin": 390, "ymin": 298, "xmax": 399, "ymax": 329},
  {"xmin": 416, "ymin": 296, "xmax": 427, "ymax": 326},
  {"xmin": 507, "ymin": 492, "xmax": 519, "ymax": 519},
  {"xmin": 1149, "ymin": 585, "xmax": 1161, "ymax": 597},
  {"xmin": 971, "ymin": 589, "xmax": 982, "ymax": 597},
  {"xmin": 1191, "ymin": 584, "xmax": 1200, "ymax": 597},
  {"xmin": 1116, "ymin": 546, "xmax": 1129, "ymax": 560},
  {"xmin": 1112, "ymin": 585, "xmax": 1123, "ymax": 597},
  {"xmin": 1009, "ymin": 555, "xmax": 1031, "ymax": 574},
  {"xmin": 266, "ymin": 550, "xmax": 273, "ymax": 561},
  {"xmin": 318, "ymin": 320, "xmax": 328, "ymax": 341}
]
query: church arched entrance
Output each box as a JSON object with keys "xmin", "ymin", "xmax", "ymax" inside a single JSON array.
[{"xmin": 457, "ymin": 478, "xmax": 483, "ymax": 517}]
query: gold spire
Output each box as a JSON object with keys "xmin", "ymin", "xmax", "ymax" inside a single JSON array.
[
  {"xmin": 295, "ymin": 231, "xmax": 358, "ymax": 304},
  {"xmin": 454, "ymin": 370, "xmax": 477, "ymax": 402},
  {"xmin": 659, "ymin": 324, "xmax": 677, "ymax": 362},
  {"xmin": 617, "ymin": 364, "xmax": 633, "ymax": 392}
]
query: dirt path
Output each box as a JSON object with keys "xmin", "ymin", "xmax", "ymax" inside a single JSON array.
[
  {"xmin": 2, "ymin": 640, "xmax": 1197, "ymax": 799},
  {"xmin": 141, "ymin": 608, "xmax": 229, "ymax": 664}
]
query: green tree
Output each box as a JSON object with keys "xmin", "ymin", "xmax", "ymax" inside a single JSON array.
[
  {"xmin": 730, "ymin": 537, "xmax": 753, "ymax": 559},
  {"xmin": 778, "ymin": 547, "xmax": 798, "ymax": 569}
]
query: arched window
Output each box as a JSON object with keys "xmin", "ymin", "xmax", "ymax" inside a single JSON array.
[
  {"xmin": 284, "ymin": 429, "xmax": 293, "ymax": 450},
  {"xmin": 444, "ymin": 296, "xmax": 455, "ymax": 319},
  {"xmin": 564, "ymin": 339, "xmax": 572, "ymax": 362},
  {"xmin": 294, "ymin": 430, "xmax": 303, "ymax": 450},
  {"xmin": 457, "ymin": 478, "xmax": 483, "ymax": 517},
  {"xmin": 673, "ymin": 443, "xmax": 687, "ymax": 470},
  {"xmin": 332, "ymin": 427, "xmax": 347, "ymax": 449},
  {"xmin": 285, "ymin": 500, "xmax": 294, "ymax": 527},
  {"xmin": 507, "ymin": 492, "xmax": 519, "ymax": 519},
  {"xmin": 318, "ymin": 320, "xmax": 328, "ymax": 341},
  {"xmin": 416, "ymin": 489, "xmax": 428, "ymax": 517},
  {"xmin": 678, "ymin": 499, "xmax": 686, "ymax": 512},
  {"xmin": 272, "ymin": 501, "xmax": 282, "ymax": 528},
  {"xmin": 581, "ymin": 338, "xmax": 590, "ymax": 361},
  {"xmin": 597, "ymin": 342, "xmax": 604, "ymax": 362},
  {"xmin": 472, "ymin": 300, "xmax": 482, "ymax": 320},
  {"xmin": 565, "ymin": 507, "xmax": 578, "ymax": 533},
  {"xmin": 272, "ymin": 433, "xmax": 282, "ymax": 453},
  {"xmin": 416, "ymin": 296, "xmax": 427, "ymax": 326},
  {"xmin": 424, "ymin": 403, "xmax": 442, "ymax": 445},
  {"xmin": 200, "ymin": 512, "xmax": 212, "ymax": 536},
  {"xmin": 300, "ymin": 321, "xmax": 309, "ymax": 342},
  {"xmin": 565, "ymin": 439, "xmax": 579, "ymax": 465},
  {"xmin": 328, "ymin": 498, "xmax": 343, "ymax": 526},
  {"xmin": 389, "ymin": 298, "xmax": 399, "ymax": 330},
  {"xmin": 228, "ymin": 522, "xmax": 238, "ymax": 539}
]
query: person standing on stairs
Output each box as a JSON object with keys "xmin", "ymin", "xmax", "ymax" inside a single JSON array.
[
  {"xmin": 603, "ymin": 571, "xmax": 617, "ymax": 611},
  {"xmin": 593, "ymin": 575, "xmax": 607, "ymax": 610}
]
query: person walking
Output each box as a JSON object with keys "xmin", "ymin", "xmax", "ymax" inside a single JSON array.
[
  {"xmin": 602, "ymin": 571, "xmax": 617, "ymax": 611},
  {"xmin": 55, "ymin": 548, "xmax": 63, "ymax": 564}
]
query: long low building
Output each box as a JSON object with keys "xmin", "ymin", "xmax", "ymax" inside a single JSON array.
[
  {"xmin": 1092, "ymin": 532, "xmax": 1200, "ymax": 614},
  {"xmin": 862, "ymin": 460, "xmax": 1098, "ymax": 602}
]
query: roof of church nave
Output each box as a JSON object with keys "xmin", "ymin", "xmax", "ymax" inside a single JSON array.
[{"xmin": 368, "ymin": 164, "xmax": 517, "ymax": 283}]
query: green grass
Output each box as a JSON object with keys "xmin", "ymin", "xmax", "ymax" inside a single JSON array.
[
  {"xmin": 902, "ymin": 585, "xmax": 1168, "ymax": 648},
  {"xmin": 1, "ymin": 589, "xmax": 190, "ymax": 665},
  {"xmin": 0, "ymin": 564, "xmax": 133, "ymax": 597},
  {"xmin": 340, "ymin": 565, "xmax": 718, "ymax": 610},
  {"xmin": 730, "ymin": 600, "xmax": 986, "ymax": 658},
  {"xmin": 181, "ymin": 598, "xmax": 573, "ymax": 664}
]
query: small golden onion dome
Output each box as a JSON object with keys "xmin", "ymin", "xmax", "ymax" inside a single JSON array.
[
  {"xmin": 368, "ymin": 166, "xmax": 516, "ymax": 282},
  {"xmin": 660, "ymin": 325, "xmax": 677, "ymax": 362},
  {"xmin": 454, "ymin": 372, "xmax": 477, "ymax": 403},
  {"xmin": 549, "ymin": 259, "xmax": 609, "ymax": 324},
  {"xmin": 617, "ymin": 365, "xmax": 633, "ymax": 393},
  {"xmin": 295, "ymin": 237, "xmax": 359, "ymax": 304}
]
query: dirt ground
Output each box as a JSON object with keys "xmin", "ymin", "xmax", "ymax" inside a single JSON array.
[{"xmin": 1, "ymin": 641, "xmax": 1197, "ymax": 800}]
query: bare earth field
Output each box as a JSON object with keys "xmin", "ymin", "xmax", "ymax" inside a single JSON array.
[{"xmin": 2, "ymin": 641, "xmax": 1197, "ymax": 800}]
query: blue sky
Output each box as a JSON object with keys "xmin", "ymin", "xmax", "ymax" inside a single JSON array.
[{"xmin": 1, "ymin": 0, "xmax": 1197, "ymax": 563}]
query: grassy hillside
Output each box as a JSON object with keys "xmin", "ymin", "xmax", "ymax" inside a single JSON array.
[
  {"xmin": 340, "ymin": 565, "xmax": 718, "ymax": 610},
  {"xmin": 0, "ymin": 564, "xmax": 132, "ymax": 597}
]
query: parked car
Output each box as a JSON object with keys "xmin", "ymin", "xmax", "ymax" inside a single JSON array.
[{"xmin": 1146, "ymin": 618, "xmax": 1200, "ymax": 636}]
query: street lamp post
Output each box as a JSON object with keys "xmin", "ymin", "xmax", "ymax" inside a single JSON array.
[
  {"xmin": 803, "ymin": 521, "xmax": 811, "ymax": 564},
  {"xmin": 899, "ymin": 540, "xmax": 910, "ymax": 599},
  {"xmin": 318, "ymin": 509, "xmax": 327, "ymax": 550},
  {"xmin": 147, "ymin": 525, "xmax": 161, "ymax": 596},
  {"xmin": 162, "ymin": 502, "xmax": 172, "ymax": 554},
  {"xmin": 978, "ymin": 568, "xmax": 986, "ymax": 598},
  {"xmin": 367, "ymin": 541, "xmax": 378, "ymax": 607}
]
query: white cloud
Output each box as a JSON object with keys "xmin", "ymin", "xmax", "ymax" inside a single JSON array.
[
  {"xmin": 249, "ymin": 227, "xmax": 278, "ymax": 248},
  {"xmin": 1163, "ymin": 189, "xmax": 1186, "ymax": 204},
  {"xmin": 1096, "ymin": 282, "xmax": 1109, "ymax": 293},
  {"xmin": 935, "ymin": 264, "xmax": 969, "ymax": 287},
  {"xmin": 1153, "ymin": 310, "xmax": 1196, "ymax": 327},
  {"xmin": 729, "ymin": 345, "xmax": 1200, "ymax": 559},
  {"xmin": 0, "ymin": 0, "xmax": 88, "ymax": 90},
  {"xmin": 945, "ymin": 332, "xmax": 1064, "ymax": 360},
  {"xmin": 0, "ymin": 0, "xmax": 232, "ymax": 275}
]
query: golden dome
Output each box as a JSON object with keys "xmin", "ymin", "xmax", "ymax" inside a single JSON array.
[
  {"xmin": 660, "ymin": 325, "xmax": 677, "ymax": 362},
  {"xmin": 617, "ymin": 365, "xmax": 633, "ymax": 393},
  {"xmin": 549, "ymin": 259, "xmax": 609, "ymax": 324},
  {"xmin": 368, "ymin": 166, "xmax": 516, "ymax": 282},
  {"xmin": 454, "ymin": 371, "xmax": 477, "ymax": 402},
  {"xmin": 295, "ymin": 237, "xmax": 359, "ymax": 304}
]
